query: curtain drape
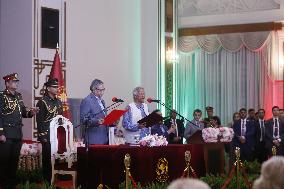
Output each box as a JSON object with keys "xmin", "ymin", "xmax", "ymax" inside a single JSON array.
[{"xmin": 176, "ymin": 32, "xmax": 279, "ymax": 125}]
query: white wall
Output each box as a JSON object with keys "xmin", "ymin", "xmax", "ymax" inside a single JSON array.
[
  {"xmin": 0, "ymin": 0, "xmax": 33, "ymax": 139},
  {"xmin": 66, "ymin": 0, "xmax": 158, "ymax": 110}
]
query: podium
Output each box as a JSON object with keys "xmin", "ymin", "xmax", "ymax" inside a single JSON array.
[{"xmin": 187, "ymin": 130, "xmax": 225, "ymax": 175}]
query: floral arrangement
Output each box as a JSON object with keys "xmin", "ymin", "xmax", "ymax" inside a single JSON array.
[
  {"xmin": 202, "ymin": 127, "xmax": 234, "ymax": 143},
  {"xmin": 20, "ymin": 142, "xmax": 42, "ymax": 156},
  {"xmin": 202, "ymin": 127, "xmax": 220, "ymax": 143},
  {"xmin": 19, "ymin": 142, "xmax": 42, "ymax": 170},
  {"xmin": 139, "ymin": 134, "xmax": 168, "ymax": 147},
  {"xmin": 219, "ymin": 127, "xmax": 234, "ymax": 142}
]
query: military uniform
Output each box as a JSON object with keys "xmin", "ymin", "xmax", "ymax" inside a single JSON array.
[
  {"xmin": 36, "ymin": 78, "xmax": 62, "ymax": 182},
  {"xmin": 0, "ymin": 73, "xmax": 34, "ymax": 189}
]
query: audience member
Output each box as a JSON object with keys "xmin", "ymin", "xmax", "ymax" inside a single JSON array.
[
  {"xmin": 167, "ymin": 178, "xmax": 211, "ymax": 189},
  {"xmin": 254, "ymin": 156, "xmax": 284, "ymax": 189}
]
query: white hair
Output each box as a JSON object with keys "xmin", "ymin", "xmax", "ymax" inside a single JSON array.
[
  {"xmin": 254, "ymin": 156, "xmax": 284, "ymax": 189},
  {"xmin": 167, "ymin": 178, "xmax": 211, "ymax": 189},
  {"xmin": 132, "ymin": 87, "xmax": 144, "ymax": 99}
]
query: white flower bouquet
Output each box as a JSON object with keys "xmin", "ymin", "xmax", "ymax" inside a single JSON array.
[
  {"xmin": 202, "ymin": 127, "xmax": 220, "ymax": 143},
  {"xmin": 218, "ymin": 127, "xmax": 234, "ymax": 142},
  {"xmin": 202, "ymin": 127, "xmax": 234, "ymax": 143},
  {"xmin": 139, "ymin": 134, "xmax": 168, "ymax": 147},
  {"xmin": 20, "ymin": 142, "xmax": 42, "ymax": 156}
]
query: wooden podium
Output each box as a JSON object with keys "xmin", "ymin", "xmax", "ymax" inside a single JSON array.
[{"xmin": 187, "ymin": 130, "xmax": 225, "ymax": 175}]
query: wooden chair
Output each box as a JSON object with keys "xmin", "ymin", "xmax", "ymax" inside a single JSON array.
[{"xmin": 50, "ymin": 115, "xmax": 76, "ymax": 188}]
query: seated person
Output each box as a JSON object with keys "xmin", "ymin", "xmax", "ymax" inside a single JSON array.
[
  {"xmin": 254, "ymin": 156, "xmax": 284, "ymax": 189},
  {"xmin": 184, "ymin": 109, "xmax": 204, "ymax": 140},
  {"xmin": 167, "ymin": 178, "xmax": 210, "ymax": 189},
  {"xmin": 151, "ymin": 109, "xmax": 175, "ymax": 140}
]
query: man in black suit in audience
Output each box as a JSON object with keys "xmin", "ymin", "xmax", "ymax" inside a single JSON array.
[
  {"xmin": 232, "ymin": 108, "xmax": 256, "ymax": 162},
  {"xmin": 255, "ymin": 109, "xmax": 267, "ymax": 163},
  {"xmin": 164, "ymin": 110, "xmax": 184, "ymax": 144},
  {"xmin": 265, "ymin": 106, "xmax": 284, "ymax": 156},
  {"xmin": 248, "ymin": 108, "xmax": 256, "ymax": 121}
]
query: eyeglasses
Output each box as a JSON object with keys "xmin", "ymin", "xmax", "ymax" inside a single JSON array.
[{"xmin": 96, "ymin": 88, "xmax": 106, "ymax": 92}]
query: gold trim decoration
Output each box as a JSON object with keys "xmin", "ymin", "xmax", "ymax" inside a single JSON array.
[
  {"xmin": 272, "ymin": 146, "xmax": 277, "ymax": 156},
  {"xmin": 234, "ymin": 147, "xmax": 242, "ymax": 189},
  {"xmin": 156, "ymin": 157, "xmax": 169, "ymax": 182},
  {"xmin": 124, "ymin": 153, "xmax": 131, "ymax": 189}
]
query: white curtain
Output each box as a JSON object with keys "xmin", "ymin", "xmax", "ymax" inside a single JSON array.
[{"xmin": 176, "ymin": 32, "xmax": 279, "ymax": 125}]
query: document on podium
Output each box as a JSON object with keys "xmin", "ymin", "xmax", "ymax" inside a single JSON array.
[
  {"xmin": 103, "ymin": 109, "xmax": 128, "ymax": 126},
  {"xmin": 137, "ymin": 112, "xmax": 163, "ymax": 128}
]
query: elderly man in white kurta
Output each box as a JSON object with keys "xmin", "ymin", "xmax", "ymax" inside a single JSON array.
[{"xmin": 122, "ymin": 87, "xmax": 150, "ymax": 144}]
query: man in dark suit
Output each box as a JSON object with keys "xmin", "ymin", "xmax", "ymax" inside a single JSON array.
[
  {"xmin": 248, "ymin": 108, "xmax": 256, "ymax": 121},
  {"xmin": 232, "ymin": 108, "xmax": 256, "ymax": 162},
  {"xmin": 0, "ymin": 73, "xmax": 38, "ymax": 189},
  {"xmin": 80, "ymin": 79, "xmax": 109, "ymax": 145},
  {"xmin": 164, "ymin": 109, "xmax": 184, "ymax": 144},
  {"xmin": 265, "ymin": 106, "xmax": 284, "ymax": 156},
  {"xmin": 255, "ymin": 109, "xmax": 267, "ymax": 163},
  {"xmin": 36, "ymin": 78, "xmax": 63, "ymax": 182}
]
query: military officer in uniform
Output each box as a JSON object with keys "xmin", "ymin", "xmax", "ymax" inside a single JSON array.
[
  {"xmin": 36, "ymin": 78, "xmax": 63, "ymax": 183},
  {"xmin": 0, "ymin": 73, "xmax": 38, "ymax": 189}
]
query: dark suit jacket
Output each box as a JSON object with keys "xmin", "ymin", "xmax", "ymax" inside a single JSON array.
[
  {"xmin": 151, "ymin": 124, "xmax": 169, "ymax": 140},
  {"xmin": 232, "ymin": 119, "xmax": 256, "ymax": 160},
  {"xmin": 265, "ymin": 118, "xmax": 284, "ymax": 154},
  {"xmin": 164, "ymin": 118, "xmax": 184, "ymax": 144},
  {"xmin": 80, "ymin": 93, "xmax": 108, "ymax": 144},
  {"xmin": 255, "ymin": 119, "xmax": 266, "ymax": 144}
]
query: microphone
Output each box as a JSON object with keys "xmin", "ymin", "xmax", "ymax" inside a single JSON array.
[
  {"xmin": 112, "ymin": 97, "xmax": 124, "ymax": 103},
  {"xmin": 147, "ymin": 98, "xmax": 160, "ymax": 103}
]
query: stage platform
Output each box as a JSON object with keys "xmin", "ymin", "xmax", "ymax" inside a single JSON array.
[{"xmin": 77, "ymin": 144, "xmax": 205, "ymax": 188}]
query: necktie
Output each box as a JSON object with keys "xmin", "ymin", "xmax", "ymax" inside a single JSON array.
[
  {"xmin": 274, "ymin": 119, "xmax": 279, "ymax": 138},
  {"xmin": 260, "ymin": 120, "xmax": 264, "ymax": 141},
  {"xmin": 196, "ymin": 121, "xmax": 199, "ymax": 128},
  {"xmin": 241, "ymin": 119, "xmax": 245, "ymax": 136},
  {"xmin": 172, "ymin": 119, "xmax": 178, "ymax": 137},
  {"xmin": 98, "ymin": 99, "xmax": 106, "ymax": 115},
  {"xmin": 161, "ymin": 126, "xmax": 165, "ymax": 133}
]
